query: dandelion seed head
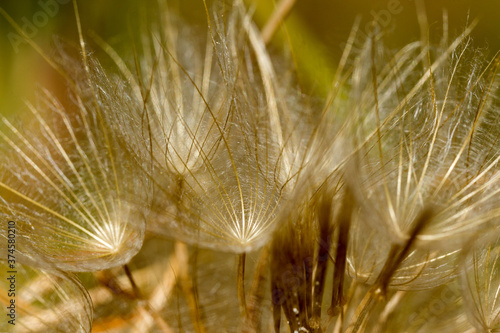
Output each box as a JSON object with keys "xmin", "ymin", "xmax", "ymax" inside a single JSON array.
[{"xmin": 2, "ymin": 1, "xmax": 500, "ymax": 331}]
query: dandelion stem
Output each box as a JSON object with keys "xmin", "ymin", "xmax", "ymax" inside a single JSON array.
[
  {"xmin": 244, "ymin": 247, "xmax": 270, "ymax": 332},
  {"xmin": 328, "ymin": 188, "xmax": 354, "ymax": 316},
  {"xmin": 375, "ymin": 208, "xmax": 433, "ymax": 295},
  {"xmin": 124, "ymin": 265, "xmax": 142, "ymax": 299},
  {"xmin": 347, "ymin": 209, "xmax": 434, "ymax": 333},
  {"xmin": 345, "ymin": 287, "xmax": 377, "ymax": 333},
  {"xmin": 136, "ymin": 305, "xmax": 174, "ymax": 333},
  {"xmin": 178, "ymin": 245, "xmax": 206, "ymax": 333},
  {"xmin": 238, "ymin": 252, "xmax": 248, "ymax": 321},
  {"xmin": 261, "ymin": 0, "xmax": 298, "ymax": 45},
  {"xmin": 271, "ymin": 270, "xmax": 282, "ymax": 333},
  {"xmin": 122, "ymin": 265, "xmax": 172, "ymax": 333},
  {"xmin": 312, "ymin": 190, "xmax": 334, "ymax": 324}
]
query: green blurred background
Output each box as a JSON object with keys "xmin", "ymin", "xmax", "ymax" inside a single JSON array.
[{"xmin": 0, "ymin": 0, "xmax": 498, "ymax": 116}]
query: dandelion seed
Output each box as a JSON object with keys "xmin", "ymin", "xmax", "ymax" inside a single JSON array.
[
  {"xmin": 0, "ymin": 84, "xmax": 146, "ymax": 272},
  {"xmin": 460, "ymin": 233, "xmax": 500, "ymax": 332},
  {"xmin": 105, "ymin": 3, "xmax": 312, "ymax": 253},
  {"xmin": 347, "ymin": 21, "xmax": 500, "ymax": 290},
  {"xmin": 0, "ymin": 259, "xmax": 93, "ymax": 333}
]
